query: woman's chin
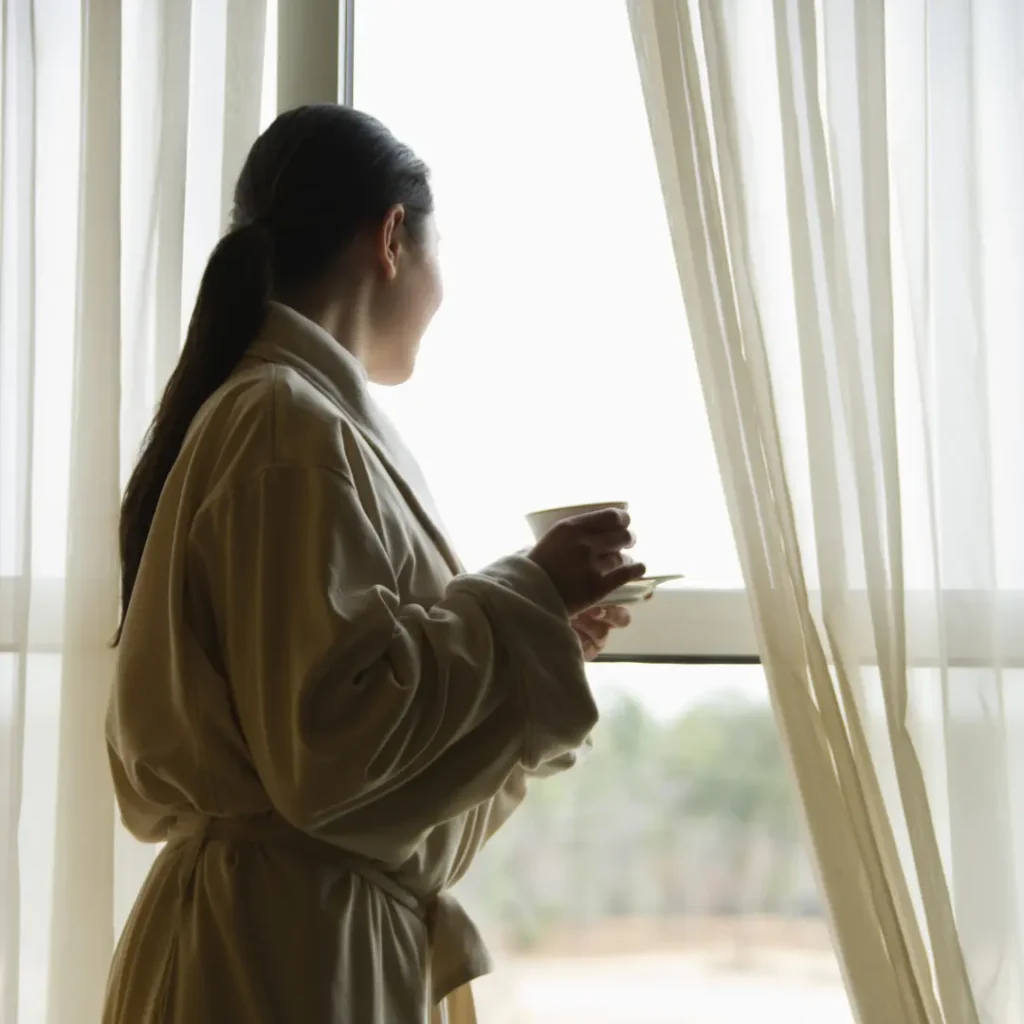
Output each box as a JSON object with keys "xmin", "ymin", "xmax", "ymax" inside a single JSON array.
[
  {"xmin": 369, "ymin": 359, "xmax": 416, "ymax": 387},
  {"xmin": 368, "ymin": 345, "xmax": 420, "ymax": 387}
]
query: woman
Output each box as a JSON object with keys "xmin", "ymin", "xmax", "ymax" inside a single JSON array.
[{"xmin": 104, "ymin": 104, "xmax": 644, "ymax": 1024}]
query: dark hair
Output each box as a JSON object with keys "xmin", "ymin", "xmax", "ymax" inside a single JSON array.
[{"xmin": 114, "ymin": 105, "xmax": 432, "ymax": 642}]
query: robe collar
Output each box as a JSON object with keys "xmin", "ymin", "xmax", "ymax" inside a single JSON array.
[{"xmin": 248, "ymin": 302, "xmax": 462, "ymax": 576}]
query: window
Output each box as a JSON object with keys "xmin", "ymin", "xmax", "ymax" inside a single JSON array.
[
  {"xmin": 1, "ymin": 2, "xmax": 849, "ymax": 1019},
  {"xmin": 355, "ymin": 0, "xmax": 758, "ymax": 665},
  {"xmin": 457, "ymin": 664, "xmax": 851, "ymax": 1024},
  {"xmin": 354, "ymin": 2, "xmax": 849, "ymax": 1021}
]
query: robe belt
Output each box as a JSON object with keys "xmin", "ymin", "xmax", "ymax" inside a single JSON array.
[{"xmin": 166, "ymin": 814, "xmax": 491, "ymax": 1014}]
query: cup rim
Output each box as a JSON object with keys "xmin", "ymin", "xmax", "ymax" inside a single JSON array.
[{"xmin": 525, "ymin": 500, "xmax": 629, "ymax": 519}]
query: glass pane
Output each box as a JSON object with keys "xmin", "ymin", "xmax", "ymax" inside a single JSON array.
[
  {"xmin": 9, "ymin": 653, "xmax": 62, "ymax": 1024},
  {"xmin": 5, "ymin": 652, "xmax": 159, "ymax": 1024},
  {"xmin": 453, "ymin": 664, "xmax": 853, "ymax": 1023},
  {"xmin": 354, "ymin": 0, "xmax": 742, "ymax": 584},
  {"xmin": 25, "ymin": 2, "xmax": 83, "ymax": 578}
]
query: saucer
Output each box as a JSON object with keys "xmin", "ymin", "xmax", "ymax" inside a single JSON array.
[{"xmin": 598, "ymin": 574, "xmax": 684, "ymax": 606}]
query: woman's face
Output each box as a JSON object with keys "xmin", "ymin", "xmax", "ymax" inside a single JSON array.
[{"xmin": 366, "ymin": 210, "xmax": 443, "ymax": 386}]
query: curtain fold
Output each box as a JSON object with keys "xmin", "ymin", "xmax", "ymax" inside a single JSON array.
[
  {"xmin": 0, "ymin": 0, "xmax": 37, "ymax": 1018},
  {"xmin": 0, "ymin": 2, "xmax": 273, "ymax": 1020},
  {"xmin": 47, "ymin": 0, "xmax": 121, "ymax": 1017},
  {"xmin": 629, "ymin": 0, "xmax": 1024, "ymax": 1020},
  {"xmin": 221, "ymin": 0, "xmax": 266, "ymax": 231}
]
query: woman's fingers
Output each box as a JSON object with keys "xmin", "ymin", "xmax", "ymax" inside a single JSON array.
[
  {"xmin": 573, "ymin": 608, "xmax": 609, "ymax": 637},
  {"xmin": 601, "ymin": 604, "xmax": 631, "ymax": 628},
  {"xmin": 573, "ymin": 604, "xmax": 632, "ymax": 636},
  {"xmin": 575, "ymin": 620, "xmax": 610, "ymax": 646},
  {"xmin": 573, "ymin": 601, "xmax": 634, "ymax": 660},
  {"xmin": 528, "ymin": 508, "xmax": 644, "ymax": 614},
  {"xmin": 596, "ymin": 561, "xmax": 646, "ymax": 597},
  {"xmin": 587, "ymin": 527, "xmax": 636, "ymax": 554},
  {"xmin": 594, "ymin": 550, "xmax": 631, "ymax": 572},
  {"xmin": 567, "ymin": 508, "xmax": 631, "ymax": 534}
]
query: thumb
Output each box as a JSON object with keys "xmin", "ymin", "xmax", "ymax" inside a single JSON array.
[{"xmin": 595, "ymin": 561, "xmax": 646, "ymax": 600}]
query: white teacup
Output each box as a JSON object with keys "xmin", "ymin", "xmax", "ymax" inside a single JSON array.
[{"xmin": 525, "ymin": 501, "xmax": 629, "ymax": 540}]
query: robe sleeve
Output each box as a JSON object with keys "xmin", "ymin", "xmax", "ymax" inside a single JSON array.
[{"xmin": 186, "ymin": 462, "xmax": 598, "ymax": 832}]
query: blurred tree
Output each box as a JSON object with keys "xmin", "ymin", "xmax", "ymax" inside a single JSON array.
[{"xmin": 456, "ymin": 688, "xmax": 820, "ymax": 952}]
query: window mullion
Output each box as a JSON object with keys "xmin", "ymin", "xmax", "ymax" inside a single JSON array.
[{"xmin": 277, "ymin": 0, "xmax": 340, "ymax": 110}]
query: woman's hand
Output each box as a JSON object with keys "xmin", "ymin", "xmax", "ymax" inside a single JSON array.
[
  {"xmin": 572, "ymin": 604, "xmax": 631, "ymax": 661},
  {"xmin": 528, "ymin": 508, "xmax": 645, "ymax": 614}
]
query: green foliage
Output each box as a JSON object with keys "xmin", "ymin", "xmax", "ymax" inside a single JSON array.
[
  {"xmin": 664, "ymin": 695, "xmax": 799, "ymax": 831},
  {"xmin": 455, "ymin": 687, "xmax": 822, "ymax": 950}
]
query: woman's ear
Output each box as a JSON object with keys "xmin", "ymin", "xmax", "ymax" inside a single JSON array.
[{"xmin": 377, "ymin": 204, "xmax": 406, "ymax": 280}]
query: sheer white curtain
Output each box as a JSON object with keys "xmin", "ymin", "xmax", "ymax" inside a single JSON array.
[
  {"xmin": 629, "ymin": 0, "xmax": 1024, "ymax": 1021},
  {"xmin": 0, "ymin": 1, "xmax": 273, "ymax": 1020}
]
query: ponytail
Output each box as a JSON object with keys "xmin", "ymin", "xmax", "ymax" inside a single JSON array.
[
  {"xmin": 115, "ymin": 104, "xmax": 434, "ymax": 645},
  {"xmin": 114, "ymin": 222, "xmax": 272, "ymax": 643}
]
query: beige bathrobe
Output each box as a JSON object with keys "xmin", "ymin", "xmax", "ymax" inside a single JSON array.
[{"xmin": 103, "ymin": 302, "xmax": 597, "ymax": 1023}]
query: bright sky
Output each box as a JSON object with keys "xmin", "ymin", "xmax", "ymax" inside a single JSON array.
[{"xmin": 355, "ymin": 0, "xmax": 741, "ymax": 582}]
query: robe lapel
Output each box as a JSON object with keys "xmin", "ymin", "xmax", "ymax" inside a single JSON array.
[
  {"xmin": 353, "ymin": 409, "xmax": 465, "ymax": 577},
  {"xmin": 249, "ymin": 303, "xmax": 464, "ymax": 577}
]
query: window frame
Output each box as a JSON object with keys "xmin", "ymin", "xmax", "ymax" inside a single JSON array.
[
  {"xmin": 275, "ymin": 0, "xmax": 341, "ymax": 111},
  {"xmin": 601, "ymin": 587, "xmax": 1024, "ymax": 666},
  {"xmin": 10, "ymin": 579, "xmax": 1020, "ymax": 666},
  {"xmin": 6, "ymin": 3, "xmax": 1021, "ymax": 674},
  {"xmin": 601, "ymin": 589, "xmax": 757, "ymax": 663}
]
